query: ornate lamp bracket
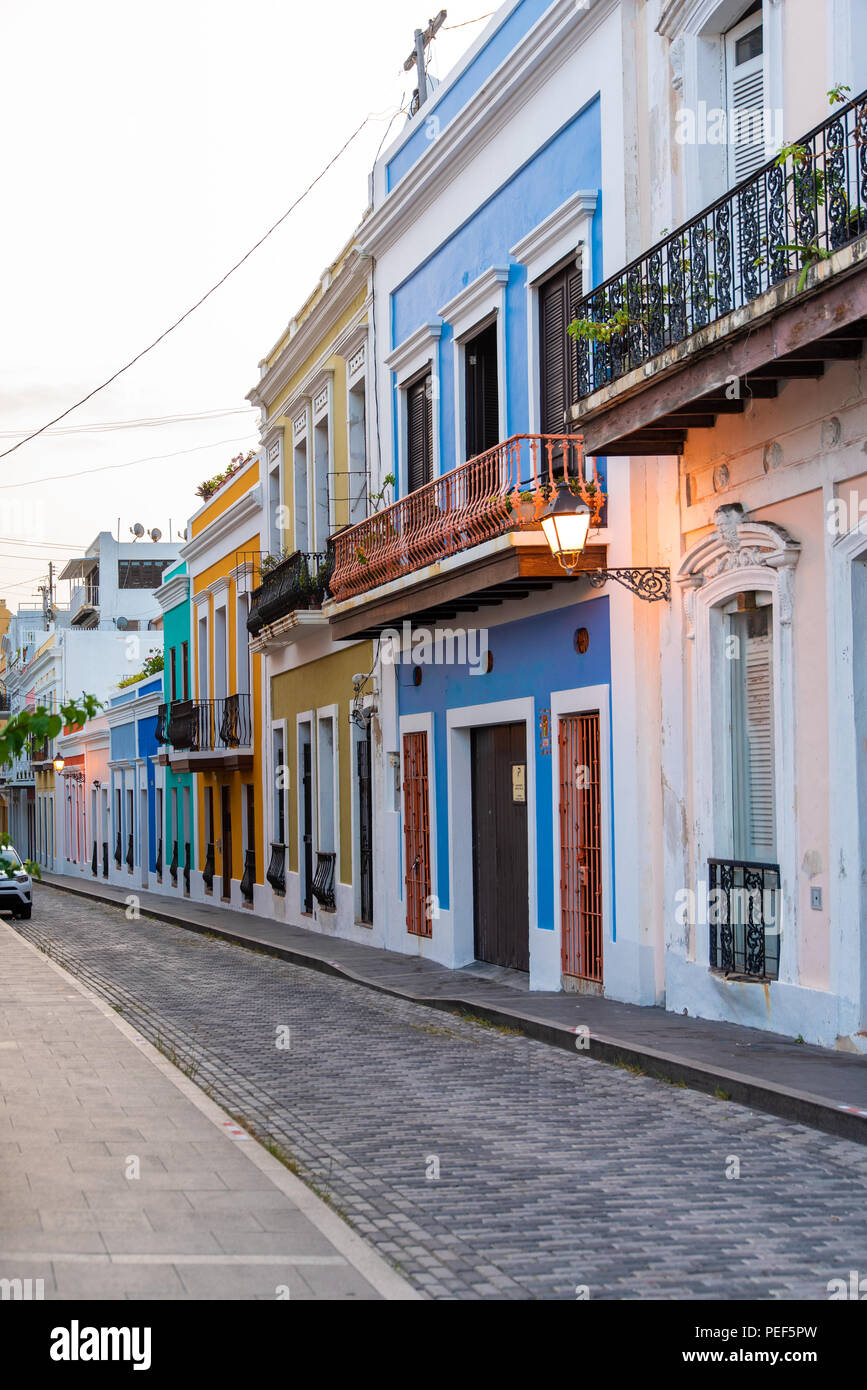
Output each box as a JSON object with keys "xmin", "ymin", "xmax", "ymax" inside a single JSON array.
[{"xmin": 585, "ymin": 567, "xmax": 672, "ymax": 602}]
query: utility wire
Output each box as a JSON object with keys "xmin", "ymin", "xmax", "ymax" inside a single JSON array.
[
  {"xmin": 0, "ymin": 435, "xmax": 256, "ymax": 491},
  {"xmin": 444, "ymin": 12, "xmax": 494, "ymax": 28},
  {"xmin": 0, "ymin": 115, "xmax": 377, "ymax": 462},
  {"xmin": 0, "ymin": 406, "xmax": 258, "ymax": 440}
]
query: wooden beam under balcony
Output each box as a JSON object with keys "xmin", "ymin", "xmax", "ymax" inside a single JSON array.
[{"xmin": 328, "ymin": 543, "xmax": 605, "ymax": 643}]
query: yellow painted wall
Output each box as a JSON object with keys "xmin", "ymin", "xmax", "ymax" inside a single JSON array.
[{"xmin": 271, "ymin": 641, "xmax": 372, "ymax": 885}]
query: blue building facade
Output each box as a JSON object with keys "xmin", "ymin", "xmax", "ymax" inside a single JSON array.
[
  {"xmin": 341, "ymin": 0, "xmax": 636, "ymax": 992},
  {"xmin": 107, "ymin": 675, "xmax": 163, "ymax": 890}
]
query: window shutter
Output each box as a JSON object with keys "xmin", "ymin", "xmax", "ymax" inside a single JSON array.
[
  {"xmin": 465, "ymin": 322, "xmax": 500, "ymax": 458},
  {"xmin": 730, "ymin": 606, "xmax": 776, "ymax": 861},
  {"xmin": 540, "ymin": 262, "xmax": 583, "ymax": 436},
  {"xmin": 726, "ymin": 18, "xmax": 766, "ymax": 184},
  {"xmin": 540, "ymin": 277, "xmax": 566, "ymax": 436},
  {"xmin": 407, "ymin": 373, "xmax": 433, "ymax": 493}
]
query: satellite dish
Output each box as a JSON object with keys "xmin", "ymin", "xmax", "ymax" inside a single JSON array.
[
  {"xmin": 116, "ymin": 616, "xmax": 129, "ymax": 631},
  {"xmin": 130, "ymin": 523, "xmax": 145, "ymax": 538},
  {"xmin": 180, "ymin": 528, "xmax": 188, "ymax": 541},
  {"xmin": 149, "ymin": 528, "xmax": 162, "ymax": 542}
]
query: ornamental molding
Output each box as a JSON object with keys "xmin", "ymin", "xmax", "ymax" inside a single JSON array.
[
  {"xmin": 509, "ymin": 191, "xmax": 597, "ymax": 285},
  {"xmin": 676, "ymin": 504, "xmax": 801, "ymax": 631},
  {"xmin": 439, "ymin": 266, "xmax": 510, "ymax": 342},
  {"xmin": 362, "ymin": 0, "xmax": 617, "ymax": 260},
  {"xmin": 181, "ymin": 484, "xmax": 263, "ymax": 567},
  {"xmin": 656, "ymin": 0, "xmax": 750, "ymax": 40},
  {"xmin": 155, "ymin": 574, "xmax": 189, "ymax": 613},
  {"xmin": 385, "ymin": 321, "xmax": 443, "ymax": 383}
]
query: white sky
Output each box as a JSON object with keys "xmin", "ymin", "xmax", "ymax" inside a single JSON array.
[{"xmin": 0, "ymin": 0, "xmax": 492, "ymax": 607}]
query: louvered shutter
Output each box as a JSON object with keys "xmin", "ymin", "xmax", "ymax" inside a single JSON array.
[
  {"xmin": 465, "ymin": 322, "xmax": 500, "ymax": 458},
  {"xmin": 540, "ymin": 262, "xmax": 583, "ymax": 436},
  {"xmin": 730, "ymin": 606, "xmax": 776, "ymax": 861},
  {"xmin": 407, "ymin": 373, "xmax": 433, "ymax": 493},
  {"xmin": 726, "ymin": 16, "xmax": 766, "ymax": 184}
]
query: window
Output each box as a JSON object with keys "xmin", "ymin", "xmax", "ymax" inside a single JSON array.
[
  {"xmin": 725, "ymin": 10, "xmax": 766, "ymax": 184},
  {"xmin": 181, "ymin": 641, "xmax": 189, "ymax": 700},
  {"xmin": 169, "ymin": 647, "xmax": 177, "ymax": 701},
  {"xmin": 407, "ymin": 371, "xmax": 433, "ymax": 493},
  {"xmin": 728, "ymin": 599, "xmax": 775, "ymax": 862},
  {"xmin": 464, "ymin": 321, "xmax": 499, "ymax": 459},
  {"xmin": 539, "ymin": 258, "xmax": 583, "ymax": 437},
  {"xmin": 118, "ymin": 559, "xmax": 171, "ymax": 590},
  {"xmin": 272, "ymin": 727, "xmax": 286, "ymax": 844}
]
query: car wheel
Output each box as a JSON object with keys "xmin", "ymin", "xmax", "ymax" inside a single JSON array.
[{"xmin": 15, "ymin": 906, "xmax": 31, "ymax": 920}]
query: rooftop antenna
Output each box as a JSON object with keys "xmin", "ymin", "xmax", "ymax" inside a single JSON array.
[
  {"xmin": 130, "ymin": 523, "xmax": 145, "ymax": 540},
  {"xmin": 404, "ymin": 10, "xmax": 446, "ymax": 113}
]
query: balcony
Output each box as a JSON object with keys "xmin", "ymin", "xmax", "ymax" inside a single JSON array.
[
  {"xmin": 70, "ymin": 583, "xmax": 99, "ymax": 626},
  {"xmin": 567, "ymin": 90, "xmax": 867, "ymax": 455},
  {"xmin": 708, "ymin": 857, "xmax": 780, "ymax": 982},
  {"xmin": 243, "ymin": 549, "xmax": 333, "ymax": 642},
  {"xmin": 327, "ymin": 435, "xmax": 607, "ymax": 642},
  {"xmin": 157, "ymin": 694, "xmax": 253, "ymax": 773}
]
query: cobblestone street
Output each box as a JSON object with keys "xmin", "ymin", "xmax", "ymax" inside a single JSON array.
[{"xmin": 12, "ymin": 885, "xmax": 867, "ymax": 1301}]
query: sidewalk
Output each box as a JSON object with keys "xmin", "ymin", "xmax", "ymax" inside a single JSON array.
[
  {"xmin": 0, "ymin": 918, "xmax": 418, "ymax": 1300},
  {"xmin": 44, "ymin": 872, "xmax": 867, "ymax": 1145}
]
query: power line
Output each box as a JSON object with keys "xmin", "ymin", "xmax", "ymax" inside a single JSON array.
[
  {"xmin": 444, "ymin": 12, "xmax": 493, "ymax": 28},
  {"xmin": 0, "ymin": 114, "xmax": 377, "ymax": 462},
  {"xmin": 0, "ymin": 434, "xmax": 256, "ymax": 491},
  {"xmin": 0, "ymin": 406, "xmax": 258, "ymax": 440}
]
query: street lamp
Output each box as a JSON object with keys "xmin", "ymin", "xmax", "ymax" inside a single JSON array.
[
  {"xmin": 539, "ymin": 485, "xmax": 592, "ymax": 574},
  {"xmin": 53, "ymin": 756, "xmax": 65, "ymax": 773}
]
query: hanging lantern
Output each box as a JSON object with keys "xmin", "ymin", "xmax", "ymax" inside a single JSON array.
[{"xmin": 540, "ymin": 485, "xmax": 592, "ymax": 573}]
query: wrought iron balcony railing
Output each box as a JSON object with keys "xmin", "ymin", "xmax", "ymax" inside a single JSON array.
[
  {"xmin": 572, "ymin": 89, "xmax": 867, "ymax": 401},
  {"xmin": 159, "ymin": 695, "xmax": 252, "ymax": 754},
  {"xmin": 329, "ymin": 435, "xmax": 604, "ymax": 602},
  {"xmin": 312, "ymin": 851, "xmax": 336, "ymax": 910},
  {"xmin": 240, "ymin": 849, "xmax": 255, "ymax": 904},
  {"xmin": 266, "ymin": 842, "xmax": 286, "ymax": 896},
  {"xmin": 243, "ymin": 549, "xmax": 334, "ymax": 636},
  {"xmin": 202, "ymin": 842, "xmax": 215, "ymax": 892},
  {"xmin": 708, "ymin": 857, "xmax": 781, "ymax": 981}
]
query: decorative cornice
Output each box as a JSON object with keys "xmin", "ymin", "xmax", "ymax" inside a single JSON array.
[
  {"xmin": 677, "ymin": 504, "xmax": 801, "ymax": 626},
  {"xmin": 439, "ymin": 267, "xmax": 509, "ymax": 340},
  {"xmin": 362, "ymin": 0, "xmax": 616, "ymax": 261},
  {"xmin": 181, "ymin": 484, "xmax": 263, "ymax": 566},
  {"xmin": 385, "ymin": 321, "xmax": 442, "ymax": 379},
  {"xmin": 510, "ymin": 190, "xmax": 597, "ymax": 282},
  {"xmin": 247, "ymin": 248, "xmax": 370, "ymax": 412},
  {"xmin": 155, "ymin": 574, "xmax": 189, "ymax": 614}
]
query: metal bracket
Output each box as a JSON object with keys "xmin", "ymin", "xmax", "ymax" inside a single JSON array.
[{"xmin": 585, "ymin": 568, "xmax": 671, "ymax": 602}]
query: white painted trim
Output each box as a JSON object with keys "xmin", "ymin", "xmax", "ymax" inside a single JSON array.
[
  {"xmin": 550, "ymin": 684, "xmax": 612, "ymax": 989},
  {"xmin": 389, "ymin": 325, "xmax": 443, "ymax": 494},
  {"xmin": 440, "ymin": 267, "xmax": 510, "ymax": 466}
]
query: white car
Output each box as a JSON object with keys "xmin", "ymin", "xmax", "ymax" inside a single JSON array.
[{"xmin": 0, "ymin": 845, "xmax": 33, "ymax": 919}]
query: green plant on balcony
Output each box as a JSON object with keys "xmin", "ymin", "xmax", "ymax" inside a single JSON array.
[
  {"xmin": 196, "ymin": 449, "xmax": 257, "ymax": 501},
  {"xmin": 260, "ymin": 548, "xmax": 291, "ymax": 577}
]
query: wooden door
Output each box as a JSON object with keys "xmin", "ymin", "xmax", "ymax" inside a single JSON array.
[
  {"xmin": 471, "ymin": 723, "xmax": 529, "ymax": 972},
  {"xmin": 559, "ymin": 713, "xmax": 603, "ymax": 982},
  {"xmin": 220, "ymin": 786, "xmax": 232, "ymax": 900},
  {"xmin": 357, "ymin": 736, "xmax": 373, "ymax": 925}
]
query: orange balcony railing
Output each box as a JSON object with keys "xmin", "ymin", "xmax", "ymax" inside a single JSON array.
[{"xmin": 329, "ymin": 434, "xmax": 604, "ymax": 602}]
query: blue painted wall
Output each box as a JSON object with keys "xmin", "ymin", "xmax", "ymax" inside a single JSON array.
[
  {"xmin": 390, "ymin": 99, "xmax": 603, "ymax": 500},
  {"xmin": 398, "ymin": 595, "xmax": 611, "ymax": 933}
]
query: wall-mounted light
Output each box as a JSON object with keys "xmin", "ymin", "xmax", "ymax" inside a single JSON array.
[
  {"xmin": 540, "ymin": 486, "xmax": 592, "ymax": 573},
  {"xmin": 53, "ymin": 756, "xmax": 65, "ymax": 773}
]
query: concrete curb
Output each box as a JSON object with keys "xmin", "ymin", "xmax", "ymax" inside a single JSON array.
[{"xmin": 41, "ymin": 877, "xmax": 867, "ymax": 1147}]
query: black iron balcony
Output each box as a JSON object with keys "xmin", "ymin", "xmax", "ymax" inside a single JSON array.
[
  {"xmin": 708, "ymin": 857, "xmax": 781, "ymax": 981},
  {"xmin": 170, "ymin": 840, "xmax": 178, "ymax": 886},
  {"xmin": 91, "ymin": 841, "xmax": 97, "ymax": 877},
  {"xmin": 160, "ymin": 695, "xmax": 252, "ymax": 756},
  {"xmin": 125, "ymin": 833, "xmax": 134, "ymax": 871},
  {"xmin": 312, "ymin": 851, "xmax": 336, "ymax": 911},
  {"xmin": 244, "ymin": 549, "xmax": 334, "ymax": 636},
  {"xmin": 114, "ymin": 832, "xmax": 122, "ymax": 867},
  {"xmin": 571, "ymin": 89, "xmax": 867, "ymax": 402},
  {"xmin": 266, "ymin": 842, "xmax": 286, "ymax": 896},
  {"xmin": 240, "ymin": 849, "xmax": 255, "ymax": 904},
  {"xmin": 184, "ymin": 842, "xmax": 191, "ymax": 894},
  {"xmin": 155, "ymin": 704, "xmax": 170, "ymax": 745},
  {"xmin": 156, "ymin": 837, "xmax": 162, "ymax": 878},
  {"xmin": 102, "ymin": 841, "xmax": 109, "ymax": 878},
  {"xmin": 202, "ymin": 842, "xmax": 215, "ymax": 892}
]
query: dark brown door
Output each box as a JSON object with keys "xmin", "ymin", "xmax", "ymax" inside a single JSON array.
[
  {"xmin": 471, "ymin": 723, "xmax": 529, "ymax": 971},
  {"xmin": 357, "ymin": 736, "xmax": 373, "ymax": 925},
  {"xmin": 220, "ymin": 786, "xmax": 232, "ymax": 900},
  {"xmin": 465, "ymin": 321, "xmax": 499, "ymax": 459},
  {"xmin": 539, "ymin": 259, "xmax": 583, "ymax": 436},
  {"xmin": 407, "ymin": 371, "xmax": 433, "ymax": 493}
]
